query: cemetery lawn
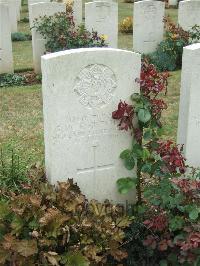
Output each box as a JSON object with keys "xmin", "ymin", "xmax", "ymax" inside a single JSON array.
[{"xmin": 0, "ymin": 1, "xmax": 180, "ymax": 165}]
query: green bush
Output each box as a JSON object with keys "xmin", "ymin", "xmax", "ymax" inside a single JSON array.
[
  {"xmin": 32, "ymin": 12, "xmax": 107, "ymax": 53},
  {"xmin": 0, "ymin": 73, "xmax": 26, "ymax": 87},
  {"xmin": 20, "ymin": 16, "xmax": 29, "ymax": 23},
  {"xmin": 147, "ymin": 18, "xmax": 200, "ymax": 71},
  {"xmin": 11, "ymin": 32, "xmax": 31, "ymax": 42}
]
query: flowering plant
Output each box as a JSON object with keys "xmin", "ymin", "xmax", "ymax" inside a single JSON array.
[{"xmin": 32, "ymin": 11, "xmax": 106, "ymax": 53}]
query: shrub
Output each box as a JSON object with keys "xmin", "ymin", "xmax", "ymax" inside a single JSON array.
[
  {"xmin": 32, "ymin": 11, "xmax": 106, "ymax": 53},
  {"xmin": 11, "ymin": 32, "xmax": 31, "ymax": 42},
  {"xmin": 111, "ymin": 59, "xmax": 200, "ymax": 264},
  {"xmin": 119, "ymin": 17, "xmax": 133, "ymax": 34},
  {"xmin": 0, "ymin": 73, "xmax": 26, "ymax": 87},
  {"xmin": 123, "ymin": 0, "xmax": 134, "ymax": 3},
  {"xmin": 147, "ymin": 17, "xmax": 190, "ymax": 71},
  {"xmin": 20, "ymin": 16, "xmax": 29, "ymax": 23},
  {"xmin": 0, "ymin": 164, "xmax": 131, "ymax": 265}
]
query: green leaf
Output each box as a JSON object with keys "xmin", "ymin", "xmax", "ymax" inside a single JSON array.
[
  {"xmin": 141, "ymin": 163, "xmax": 152, "ymax": 174},
  {"xmin": 117, "ymin": 177, "xmax": 136, "ymax": 194},
  {"xmin": 189, "ymin": 208, "xmax": 200, "ymax": 220},
  {"xmin": 131, "ymin": 93, "xmax": 141, "ymax": 102},
  {"xmin": 169, "ymin": 216, "xmax": 185, "ymax": 232},
  {"xmin": 120, "ymin": 149, "xmax": 135, "ymax": 170},
  {"xmin": 143, "ymin": 130, "xmax": 152, "ymax": 140},
  {"xmin": 61, "ymin": 252, "xmax": 89, "ymax": 266},
  {"xmin": 137, "ymin": 108, "xmax": 151, "ymax": 123},
  {"xmin": 120, "ymin": 149, "xmax": 131, "ymax": 159},
  {"xmin": 124, "ymin": 155, "xmax": 135, "ymax": 170},
  {"xmin": 159, "ymin": 260, "xmax": 168, "ymax": 266},
  {"xmin": 142, "ymin": 149, "xmax": 150, "ymax": 160}
]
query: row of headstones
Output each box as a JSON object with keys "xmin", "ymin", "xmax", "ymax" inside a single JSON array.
[
  {"xmin": 41, "ymin": 42, "xmax": 200, "ymax": 204},
  {"xmin": 1, "ymin": 0, "xmax": 200, "ymax": 75},
  {"xmin": 27, "ymin": 0, "xmax": 200, "ymax": 74}
]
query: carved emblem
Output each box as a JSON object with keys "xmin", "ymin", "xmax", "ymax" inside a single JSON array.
[{"xmin": 74, "ymin": 64, "xmax": 117, "ymax": 108}]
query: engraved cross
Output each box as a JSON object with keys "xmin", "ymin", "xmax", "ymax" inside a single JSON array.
[{"xmin": 77, "ymin": 144, "xmax": 114, "ymax": 178}]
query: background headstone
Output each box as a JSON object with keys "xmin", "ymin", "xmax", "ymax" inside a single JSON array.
[
  {"xmin": 0, "ymin": 0, "xmax": 18, "ymax": 33},
  {"xmin": 72, "ymin": 0, "xmax": 82, "ymax": 26},
  {"xmin": 85, "ymin": 1, "xmax": 118, "ymax": 48},
  {"xmin": 169, "ymin": 0, "xmax": 177, "ymax": 6},
  {"xmin": 41, "ymin": 48, "xmax": 141, "ymax": 203},
  {"xmin": 0, "ymin": 4, "xmax": 13, "ymax": 74},
  {"xmin": 178, "ymin": 0, "xmax": 200, "ymax": 31},
  {"xmin": 133, "ymin": 0, "xmax": 165, "ymax": 54},
  {"xmin": 177, "ymin": 43, "xmax": 200, "ymax": 167},
  {"xmin": 28, "ymin": 0, "xmax": 50, "ymax": 11},
  {"xmin": 29, "ymin": 2, "xmax": 66, "ymax": 74}
]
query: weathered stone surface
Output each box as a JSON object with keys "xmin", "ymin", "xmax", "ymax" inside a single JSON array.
[
  {"xmin": 85, "ymin": 1, "xmax": 118, "ymax": 48},
  {"xmin": 177, "ymin": 43, "xmax": 200, "ymax": 168},
  {"xmin": 178, "ymin": 0, "xmax": 200, "ymax": 31},
  {"xmin": 0, "ymin": 4, "xmax": 13, "ymax": 74},
  {"xmin": 0, "ymin": 0, "xmax": 18, "ymax": 33},
  {"xmin": 133, "ymin": 0, "xmax": 165, "ymax": 54},
  {"xmin": 29, "ymin": 2, "xmax": 65, "ymax": 74},
  {"xmin": 72, "ymin": 0, "xmax": 82, "ymax": 26},
  {"xmin": 41, "ymin": 48, "xmax": 141, "ymax": 203}
]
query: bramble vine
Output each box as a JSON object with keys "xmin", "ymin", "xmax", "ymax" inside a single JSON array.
[{"xmin": 112, "ymin": 59, "xmax": 185, "ymax": 203}]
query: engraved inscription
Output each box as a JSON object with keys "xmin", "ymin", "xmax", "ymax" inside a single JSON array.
[
  {"xmin": 144, "ymin": 5, "xmax": 157, "ymax": 20},
  {"xmin": 51, "ymin": 113, "xmax": 119, "ymax": 145},
  {"xmin": 74, "ymin": 64, "xmax": 117, "ymax": 108},
  {"xmin": 96, "ymin": 3, "xmax": 110, "ymax": 22}
]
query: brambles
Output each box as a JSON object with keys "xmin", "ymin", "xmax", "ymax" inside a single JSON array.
[{"xmin": 111, "ymin": 59, "xmax": 200, "ymax": 265}]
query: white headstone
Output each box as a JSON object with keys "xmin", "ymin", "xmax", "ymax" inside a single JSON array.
[
  {"xmin": 41, "ymin": 48, "xmax": 141, "ymax": 203},
  {"xmin": 169, "ymin": 0, "xmax": 177, "ymax": 6},
  {"xmin": 178, "ymin": 0, "xmax": 200, "ymax": 31},
  {"xmin": 29, "ymin": 2, "xmax": 66, "ymax": 74},
  {"xmin": 177, "ymin": 43, "xmax": 200, "ymax": 168},
  {"xmin": 72, "ymin": 0, "xmax": 82, "ymax": 26},
  {"xmin": 85, "ymin": 1, "xmax": 118, "ymax": 48},
  {"xmin": 0, "ymin": 0, "xmax": 18, "ymax": 33},
  {"xmin": 133, "ymin": 0, "xmax": 165, "ymax": 54},
  {"xmin": 28, "ymin": 0, "xmax": 50, "ymax": 10},
  {"xmin": 0, "ymin": 4, "xmax": 13, "ymax": 74}
]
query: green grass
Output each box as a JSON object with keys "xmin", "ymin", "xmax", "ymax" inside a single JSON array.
[{"xmin": 0, "ymin": 1, "xmax": 180, "ymax": 164}]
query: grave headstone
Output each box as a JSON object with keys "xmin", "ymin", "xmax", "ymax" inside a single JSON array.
[
  {"xmin": 178, "ymin": 0, "xmax": 200, "ymax": 31},
  {"xmin": 177, "ymin": 43, "xmax": 200, "ymax": 168},
  {"xmin": 85, "ymin": 1, "xmax": 118, "ymax": 48},
  {"xmin": 169, "ymin": 0, "xmax": 177, "ymax": 6},
  {"xmin": 133, "ymin": 0, "xmax": 165, "ymax": 54},
  {"xmin": 0, "ymin": 4, "xmax": 13, "ymax": 74},
  {"xmin": 29, "ymin": 2, "xmax": 66, "ymax": 74},
  {"xmin": 0, "ymin": 0, "xmax": 18, "ymax": 33},
  {"xmin": 28, "ymin": 0, "xmax": 50, "ymax": 11},
  {"xmin": 41, "ymin": 48, "xmax": 141, "ymax": 203},
  {"xmin": 72, "ymin": 0, "xmax": 82, "ymax": 26}
]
